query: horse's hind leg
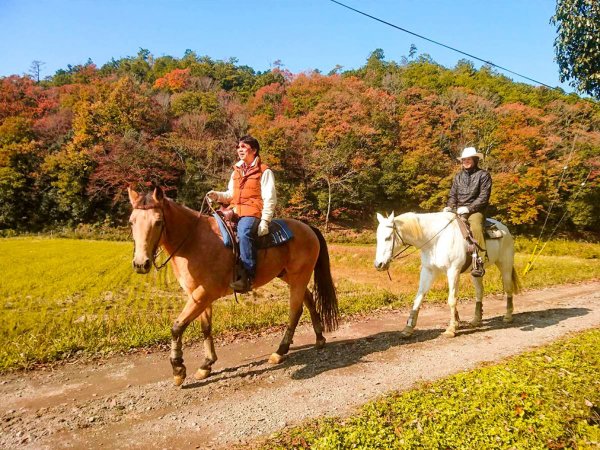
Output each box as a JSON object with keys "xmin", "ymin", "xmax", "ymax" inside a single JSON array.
[
  {"xmin": 470, "ymin": 276, "xmax": 484, "ymax": 327},
  {"xmin": 500, "ymin": 265, "xmax": 514, "ymax": 323},
  {"xmin": 269, "ymin": 281, "xmax": 306, "ymax": 364},
  {"xmin": 194, "ymin": 306, "xmax": 218, "ymax": 380},
  {"xmin": 303, "ymin": 289, "xmax": 326, "ymax": 349}
]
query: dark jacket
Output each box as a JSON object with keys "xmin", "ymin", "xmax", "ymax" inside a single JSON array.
[{"xmin": 447, "ymin": 167, "xmax": 492, "ymax": 214}]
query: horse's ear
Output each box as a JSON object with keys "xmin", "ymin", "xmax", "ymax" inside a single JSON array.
[
  {"xmin": 128, "ymin": 187, "xmax": 139, "ymax": 206},
  {"xmin": 389, "ymin": 211, "xmax": 395, "ymax": 220},
  {"xmin": 376, "ymin": 212, "xmax": 385, "ymax": 223},
  {"xmin": 152, "ymin": 186, "xmax": 164, "ymax": 203}
]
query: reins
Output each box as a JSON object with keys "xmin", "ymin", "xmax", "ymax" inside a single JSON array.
[
  {"xmin": 386, "ymin": 215, "xmax": 457, "ymax": 280},
  {"xmin": 132, "ymin": 199, "xmax": 207, "ymax": 271},
  {"xmin": 131, "ymin": 195, "xmax": 242, "ymax": 303}
]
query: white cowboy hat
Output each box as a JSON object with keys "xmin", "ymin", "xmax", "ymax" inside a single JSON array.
[{"xmin": 457, "ymin": 147, "xmax": 484, "ymax": 161}]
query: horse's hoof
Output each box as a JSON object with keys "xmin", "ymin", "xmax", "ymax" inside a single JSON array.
[
  {"xmin": 315, "ymin": 337, "xmax": 326, "ymax": 349},
  {"xmin": 503, "ymin": 315, "xmax": 513, "ymax": 323},
  {"xmin": 401, "ymin": 327, "xmax": 414, "ymax": 338},
  {"xmin": 443, "ymin": 329, "xmax": 456, "ymax": 338},
  {"xmin": 173, "ymin": 375, "xmax": 186, "ymax": 386},
  {"xmin": 268, "ymin": 353, "xmax": 286, "ymax": 364},
  {"xmin": 469, "ymin": 320, "xmax": 482, "ymax": 328},
  {"xmin": 194, "ymin": 368, "xmax": 211, "ymax": 380}
]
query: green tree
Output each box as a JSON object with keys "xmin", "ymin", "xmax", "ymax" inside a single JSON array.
[{"xmin": 551, "ymin": 0, "xmax": 600, "ymax": 98}]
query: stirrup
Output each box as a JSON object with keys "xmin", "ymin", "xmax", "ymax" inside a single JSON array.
[
  {"xmin": 471, "ymin": 267, "xmax": 485, "ymax": 277},
  {"xmin": 230, "ymin": 273, "xmax": 252, "ymax": 293},
  {"xmin": 471, "ymin": 257, "xmax": 485, "ymax": 277}
]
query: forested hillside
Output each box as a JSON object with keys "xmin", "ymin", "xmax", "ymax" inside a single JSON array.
[{"xmin": 1, "ymin": 49, "xmax": 598, "ymax": 234}]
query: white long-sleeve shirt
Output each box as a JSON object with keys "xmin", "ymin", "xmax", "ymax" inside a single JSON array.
[{"xmin": 215, "ymin": 158, "xmax": 277, "ymax": 222}]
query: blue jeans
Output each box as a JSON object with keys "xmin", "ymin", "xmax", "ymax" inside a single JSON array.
[{"xmin": 237, "ymin": 216, "xmax": 260, "ymax": 279}]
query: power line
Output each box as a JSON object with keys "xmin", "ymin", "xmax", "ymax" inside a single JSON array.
[{"xmin": 328, "ymin": 0, "xmax": 558, "ymax": 90}]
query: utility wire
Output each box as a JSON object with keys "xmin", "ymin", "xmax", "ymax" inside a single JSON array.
[
  {"xmin": 523, "ymin": 134, "xmax": 579, "ymax": 275},
  {"xmin": 523, "ymin": 167, "xmax": 593, "ymax": 276},
  {"xmin": 329, "ymin": 0, "xmax": 559, "ymax": 91}
]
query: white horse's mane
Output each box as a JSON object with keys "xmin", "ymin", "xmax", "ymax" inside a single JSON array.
[{"xmin": 395, "ymin": 212, "xmax": 424, "ymax": 242}]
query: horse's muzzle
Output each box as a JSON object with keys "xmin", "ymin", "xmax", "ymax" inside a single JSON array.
[
  {"xmin": 132, "ymin": 258, "xmax": 152, "ymax": 274},
  {"xmin": 374, "ymin": 261, "xmax": 390, "ymax": 271}
]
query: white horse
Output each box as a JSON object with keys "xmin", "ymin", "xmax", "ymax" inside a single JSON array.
[{"xmin": 374, "ymin": 212, "xmax": 520, "ymax": 337}]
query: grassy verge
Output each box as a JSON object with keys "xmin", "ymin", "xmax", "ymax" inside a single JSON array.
[
  {"xmin": 250, "ymin": 329, "xmax": 600, "ymax": 449},
  {"xmin": 0, "ymin": 237, "xmax": 599, "ymax": 372}
]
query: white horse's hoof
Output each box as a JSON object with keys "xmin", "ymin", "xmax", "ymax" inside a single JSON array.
[
  {"xmin": 443, "ymin": 329, "xmax": 456, "ymax": 338},
  {"xmin": 173, "ymin": 375, "xmax": 186, "ymax": 386},
  {"xmin": 268, "ymin": 353, "xmax": 286, "ymax": 364},
  {"xmin": 401, "ymin": 327, "xmax": 414, "ymax": 338},
  {"xmin": 194, "ymin": 368, "xmax": 211, "ymax": 380},
  {"xmin": 503, "ymin": 315, "xmax": 513, "ymax": 323}
]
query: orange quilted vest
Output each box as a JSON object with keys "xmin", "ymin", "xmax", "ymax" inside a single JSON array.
[{"xmin": 232, "ymin": 160, "xmax": 269, "ymax": 218}]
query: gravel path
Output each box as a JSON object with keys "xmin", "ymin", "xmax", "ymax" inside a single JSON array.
[{"xmin": 2, "ymin": 281, "xmax": 599, "ymax": 449}]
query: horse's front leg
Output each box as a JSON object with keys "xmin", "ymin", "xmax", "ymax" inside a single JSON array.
[
  {"xmin": 403, "ymin": 267, "xmax": 435, "ymax": 337},
  {"xmin": 470, "ymin": 275, "xmax": 484, "ymax": 327},
  {"xmin": 194, "ymin": 306, "xmax": 218, "ymax": 380},
  {"xmin": 170, "ymin": 290, "xmax": 213, "ymax": 386},
  {"xmin": 443, "ymin": 267, "xmax": 461, "ymax": 337},
  {"xmin": 269, "ymin": 281, "xmax": 306, "ymax": 364}
]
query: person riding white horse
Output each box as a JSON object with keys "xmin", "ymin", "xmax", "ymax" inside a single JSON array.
[
  {"xmin": 444, "ymin": 147, "xmax": 492, "ymax": 277},
  {"xmin": 374, "ymin": 211, "xmax": 519, "ymax": 338}
]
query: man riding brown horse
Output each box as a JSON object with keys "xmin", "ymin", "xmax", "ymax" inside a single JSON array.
[{"xmin": 207, "ymin": 135, "xmax": 277, "ymax": 293}]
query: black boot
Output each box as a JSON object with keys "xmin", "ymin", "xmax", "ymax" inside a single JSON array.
[
  {"xmin": 471, "ymin": 254, "xmax": 486, "ymax": 277},
  {"xmin": 230, "ymin": 268, "xmax": 252, "ymax": 293}
]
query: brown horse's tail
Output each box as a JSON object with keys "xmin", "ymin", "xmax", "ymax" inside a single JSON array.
[
  {"xmin": 512, "ymin": 267, "xmax": 521, "ymax": 295},
  {"xmin": 310, "ymin": 226, "xmax": 339, "ymax": 332}
]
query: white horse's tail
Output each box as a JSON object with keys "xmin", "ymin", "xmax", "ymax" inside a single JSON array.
[{"xmin": 512, "ymin": 267, "xmax": 521, "ymax": 294}]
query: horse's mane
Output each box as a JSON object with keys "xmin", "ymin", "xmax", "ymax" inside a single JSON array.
[
  {"xmin": 395, "ymin": 212, "xmax": 424, "ymax": 241},
  {"xmin": 132, "ymin": 193, "xmax": 160, "ymax": 210},
  {"xmin": 165, "ymin": 197, "xmax": 203, "ymax": 218},
  {"xmin": 133, "ymin": 193, "xmax": 204, "ymax": 219}
]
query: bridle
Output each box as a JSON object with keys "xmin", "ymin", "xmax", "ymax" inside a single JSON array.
[
  {"xmin": 131, "ymin": 201, "xmax": 203, "ymax": 271},
  {"xmin": 390, "ymin": 222, "xmax": 413, "ymax": 261},
  {"xmin": 384, "ymin": 216, "xmax": 457, "ymax": 280}
]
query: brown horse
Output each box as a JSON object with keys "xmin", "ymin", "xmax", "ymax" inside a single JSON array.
[{"xmin": 128, "ymin": 187, "xmax": 339, "ymax": 386}]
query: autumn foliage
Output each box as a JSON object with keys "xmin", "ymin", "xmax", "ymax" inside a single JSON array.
[{"xmin": 0, "ymin": 49, "xmax": 598, "ymax": 234}]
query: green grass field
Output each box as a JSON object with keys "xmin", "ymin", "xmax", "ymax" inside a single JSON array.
[
  {"xmin": 252, "ymin": 329, "xmax": 600, "ymax": 449},
  {"xmin": 1, "ymin": 237, "xmax": 599, "ymax": 371}
]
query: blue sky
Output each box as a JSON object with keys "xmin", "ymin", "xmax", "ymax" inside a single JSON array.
[{"xmin": 0, "ymin": 0, "xmax": 571, "ymax": 92}]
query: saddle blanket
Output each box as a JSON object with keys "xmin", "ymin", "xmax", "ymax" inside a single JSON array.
[
  {"xmin": 214, "ymin": 214, "xmax": 294, "ymax": 249},
  {"xmin": 484, "ymin": 218, "xmax": 505, "ymax": 239}
]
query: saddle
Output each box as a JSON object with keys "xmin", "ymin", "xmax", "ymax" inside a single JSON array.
[
  {"xmin": 213, "ymin": 208, "xmax": 294, "ymax": 286},
  {"xmin": 214, "ymin": 208, "xmax": 294, "ymax": 249},
  {"xmin": 457, "ymin": 217, "xmax": 504, "ymax": 274}
]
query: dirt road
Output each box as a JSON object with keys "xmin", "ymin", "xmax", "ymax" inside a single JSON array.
[{"xmin": 2, "ymin": 281, "xmax": 599, "ymax": 449}]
